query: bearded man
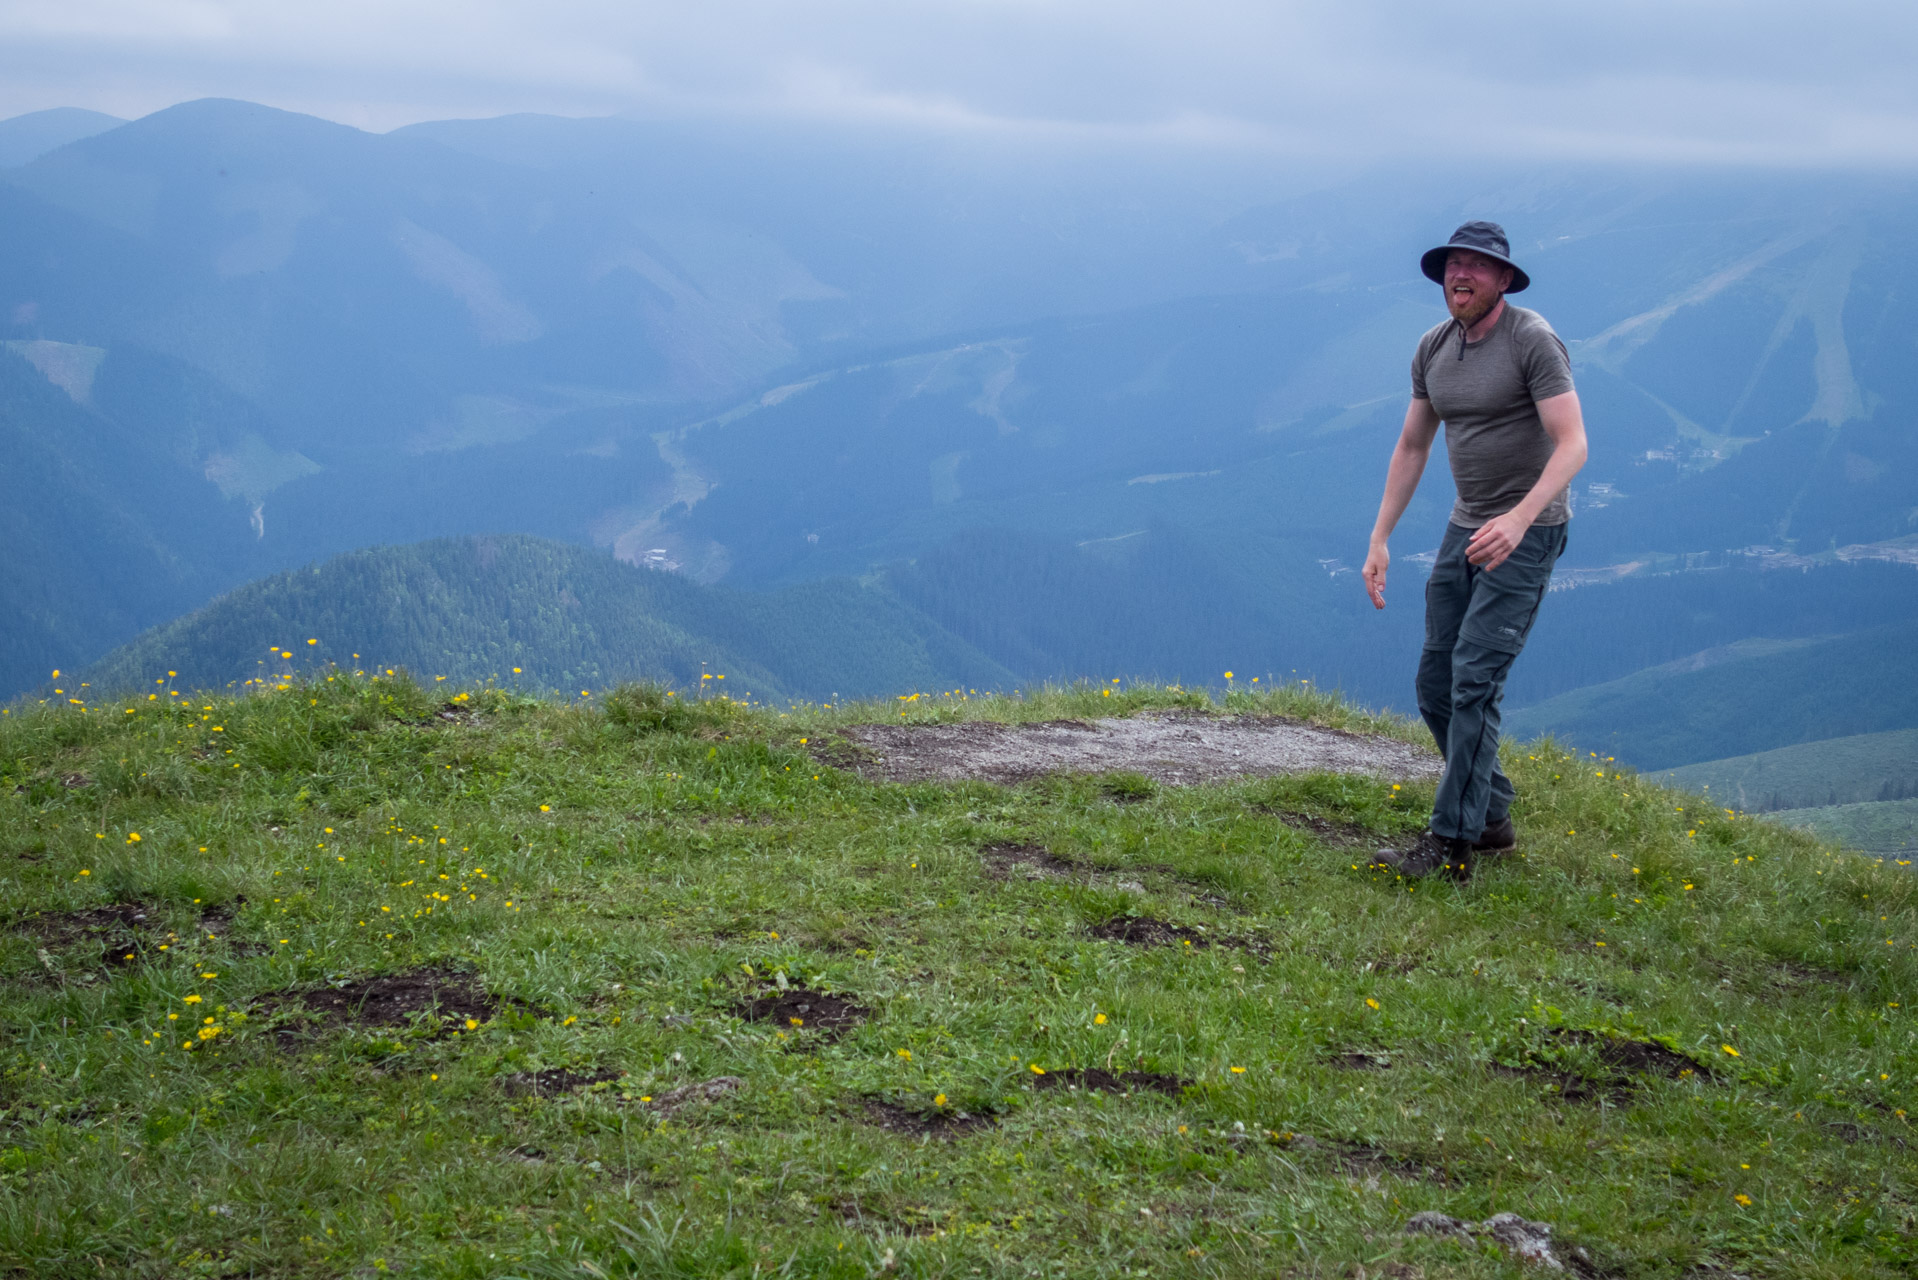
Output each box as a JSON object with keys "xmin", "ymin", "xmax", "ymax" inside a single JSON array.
[{"xmin": 1363, "ymin": 221, "xmax": 1588, "ymax": 879}]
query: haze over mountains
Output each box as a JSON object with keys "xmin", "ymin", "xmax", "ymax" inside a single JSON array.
[{"xmin": 6, "ymin": 97, "xmax": 1918, "ymax": 835}]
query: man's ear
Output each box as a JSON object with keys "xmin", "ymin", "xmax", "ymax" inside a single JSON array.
[{"xmin": 1498, "ymin": 267, "xmax": 1515, "ymax": 293}]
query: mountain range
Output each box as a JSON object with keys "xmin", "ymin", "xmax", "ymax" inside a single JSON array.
[{"xmin": 7, "ymin": 98, "xmax": 1918, "ymax": 819}]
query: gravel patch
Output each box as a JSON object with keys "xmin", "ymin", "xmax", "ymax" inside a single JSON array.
[{"xmin": 832, "ymin": 710, "xmax": 1439, "ymax": 787}]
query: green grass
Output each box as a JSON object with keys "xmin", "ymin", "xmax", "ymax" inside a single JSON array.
[{"xmin": 1, "ymin": 671, "xmax": 1914, "ymax": 1278}]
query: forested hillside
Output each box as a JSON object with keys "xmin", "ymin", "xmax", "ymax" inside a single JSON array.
[
  {"xmin": 84, "ymin": 536, "xmax": 1013, "ymax": 702},
  {"xmin": 1663, "ymin": 729, "xmax": 1918, "ymax": 813},
  {"xmin": 1506, "ymin": 621, "xmax": 1918, "ymax": 770}
]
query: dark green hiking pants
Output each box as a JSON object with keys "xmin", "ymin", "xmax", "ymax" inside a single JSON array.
[{"xmin": 1416, "ymin": 520, "xmax": 1567, "ymax": 843}]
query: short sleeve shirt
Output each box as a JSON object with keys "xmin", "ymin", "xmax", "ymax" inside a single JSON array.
[{"xmin": 1410, "ymin": 304, "xmax": 1575, "ymax": 527}]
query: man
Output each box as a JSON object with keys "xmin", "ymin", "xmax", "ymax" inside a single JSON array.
[{"xmin": 1363, "ymin": 221, "xmax": 1587, "ymax": 879}]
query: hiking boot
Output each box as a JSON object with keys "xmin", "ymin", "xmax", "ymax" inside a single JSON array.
[
  {"xmin": 1474, "ymin": 815, "xmax": 1517, "ymax": 856},
  {"xmin": 1371, "ymin": 832, "xmax": 1472, "ymax": 879}
]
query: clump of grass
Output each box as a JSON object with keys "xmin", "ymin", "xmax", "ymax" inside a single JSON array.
[{"xmin": 0, "ymin": 671, "xmax": 1911, "ymax": 1278}]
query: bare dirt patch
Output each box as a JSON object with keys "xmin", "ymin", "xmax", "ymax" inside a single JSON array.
[
  {"xmin": 1089, "ymin": 914, "xmax": 1269, "ymax": 959},
  {"xmin": 1281, "ymin": 1133, "xmax": 1449, "ymax": 1183},
  {"xmin": 501, "ymin": 1068, "xmax": 624, "ymax": 1098},
  {"xmin": 1492, "ymin": 1030, "xmax": 1713, "ymax": 1104},
  {"xmin": 1492, "ymin": 1062, "xmax": 1618, "ymax": 1105},
  {"xmin": 828, "ymin": 711, "xmax": 1440, "ymax": 788},
  {"xmin": 1555, "ymin": 1029, "xmax": 1712, "ymax": 1080},
  {"xmin": 1033, "ymin": 1068, "xmax": 1190, "ymax": 1096},
  {"xmin": 1331, "ymin": 1140, "xmax": 1451, "ymax": 1184},
  {"xmin": 1090, "ymin": 915, "xmax": 1212, "ymax": 948},
  {"xmin": 261, "ymin": 968, "xmax": 502, "ymax": 1037},
  {"xmin": 862, "ymin": 1100, "xmax": 994, "ymax": 1139},
  {"xmin": 980, "ymin": 841, "xmax": 1078, "ymax": 881},
  {"xmin": 738, "ymin": 988, "xmax": 868, "ymax": 1037},
  {"xmin": 194, "ymin": 896, "xmax": 251, "ymax": 945},
  {"xmin": 21, "ymin": 903, "xmax": 155, "ymax": 968}
]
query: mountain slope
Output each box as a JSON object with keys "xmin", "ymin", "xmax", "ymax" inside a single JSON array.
[
  {"xmin": 1506, "ymin": 622, "xmax": 1918, "ymax": 770},
  {"xmin": 1773, "ymin": 796, "xmax": 1918, "ymax": 857},
  {"xmin": 0, "ymin": 342, "xmax": 270, "ymax": 691},
  {"xmin": 2, "ymin": 681, "xmax": 1912, "ymax": 1274},
  {"xmin": 1661, "ymin": 729, "xmax": 1918, "ymax": 812},
  {"xmin": 82, "ymin": 536, "xmax": 1014, "ymax": 701},
  {"xmin": 0, "ymin": 107, "xmax": 123, "ymax": 167}
]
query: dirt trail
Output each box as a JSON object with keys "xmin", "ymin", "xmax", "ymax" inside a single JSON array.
[{"xmin": 832, "ymin": 711, "xmax": 1440, "ymax": 787}]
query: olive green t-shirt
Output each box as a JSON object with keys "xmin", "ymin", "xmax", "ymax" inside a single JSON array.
[{"xmin": 1410, "ymin": 304, "xmax": 1575, "ymax": 528}]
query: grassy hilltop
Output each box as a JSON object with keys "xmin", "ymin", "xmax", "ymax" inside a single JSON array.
[{"xmin": 0, "ymin": 670, "xmax": 1913, "ymax": 1278}]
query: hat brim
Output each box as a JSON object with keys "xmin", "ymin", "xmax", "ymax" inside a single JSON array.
[{"xmin": 1421, "ymin": 245, "xmax": 1529, "ymax": 293}]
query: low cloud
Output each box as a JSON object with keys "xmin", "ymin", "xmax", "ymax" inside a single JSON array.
[{"xmin": 1, "ymin": 0, "xmax": 1915, "ymax": 166}]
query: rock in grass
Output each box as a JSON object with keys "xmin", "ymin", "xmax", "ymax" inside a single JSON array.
[
  {"xmin": 1404, "ymin": 1210, "xmax": 1569, "ymax": 1270},
  {"xmin": 650, "ymin": 1076, "xmax": 741, "ymax": 1114},
  {"xmin": 1403, "ymin": 1211, "xmax": 1474, "ymax": 1241}
]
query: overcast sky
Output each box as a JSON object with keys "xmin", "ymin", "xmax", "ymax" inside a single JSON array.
[{"xmin": 4, "ymin": 0, "xmax": 1917, "ymax": 166}]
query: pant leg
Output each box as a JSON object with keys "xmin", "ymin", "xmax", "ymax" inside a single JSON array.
[
  {"xmin": 1429, "ymin": 638, "xmax": 1519, "ymax": 840},
  {"xmin": 1417, "ymin": 524, "xmax": 1474, "ymax": 753},
  {"xmin": 1426, "ymin": 523, "xmax": 1566, "ymax": 842}
]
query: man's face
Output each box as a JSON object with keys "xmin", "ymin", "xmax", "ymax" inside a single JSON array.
[{"xmin": 1443, "ymin": 249, "xmax": 1515, "ymax": 326}]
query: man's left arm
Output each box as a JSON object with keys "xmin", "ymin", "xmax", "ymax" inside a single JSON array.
[{"xmin": 1463, "ymin": 391, "xmax": 1588, "ymax": 570}]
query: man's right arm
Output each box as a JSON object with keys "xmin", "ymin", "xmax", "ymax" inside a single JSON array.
[{"xmin": 1362, "ymin": 397, "xmax": 1442, "ymax": 609}]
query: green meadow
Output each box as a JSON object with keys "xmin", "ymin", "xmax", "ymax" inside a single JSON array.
[{"xmin": 0, "ymin": 669, "xmax": 1912, "ymax": 1278}]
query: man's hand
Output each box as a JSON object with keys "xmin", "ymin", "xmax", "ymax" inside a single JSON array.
[
  {"xmin": 1362, "ymin": 540, "xmax": 1389, "ymax": 609},
  {"xmin": 1365, "ymin": 398, "xmax": 1440, "ymax": 611},
  {"xmin": 1465, "ymin": 511, "xmax": 1528, "ymax": 570}
]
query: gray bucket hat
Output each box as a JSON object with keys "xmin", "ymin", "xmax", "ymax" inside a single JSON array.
[{"xmin": 1420, "ymin": 220, "xmax": 1529, "ymax": 293}]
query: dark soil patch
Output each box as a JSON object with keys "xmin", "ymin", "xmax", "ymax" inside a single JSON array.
[
  {"xmin": 1090, "ymin": 915, "xmax": 1212, "ymax": 948},
  {"xmin": 738, "ymin": 988, "xmax": 868, "ymax": 1037},
  {"xmin": 808, "ymin": 926, "xmax": 874, "ymax": 953},
  {"xmin": 195, "ymin": 896, "xmax": 247, "ymax": 940},
  {"xmin": 1553, "ymin": 1029, "xmax": 1714, "ymax": 1080},
  {"xmin": 501, "ymin": 1068, "xmax": 624, "ymax": 1098},
  {"xmin": 261, "ymin": 968, "xmax": 502, "ymax": 1037},
  {"xmin": 1283, "ymin": 1134, "xmax": 1449, "ymax": 1183},
  {"xmin": 58, "ymin": 772, "xmax": 92, "ymax": 790},
  {"xmin": 22, "ymin": 903, "xmax": 155, "ymax": 968},
  {"xmin": 434, "ymin": 702, "xmax": 473, "ymax": 723},
  {"xmin": 1328, "ymin": 1051, "xmax": 1393, "ymax": 1070},
  {"xmin": 1032, "ymin": 1067, "xmax": 1189, "ymax": 1096},
  {"xmin": 1772, "ymin": 960, "xmax": 1856, "ymax": 988},
  {"xmin": 1492, "ymin": 1063, "xmax": 1618, "ymax": 1104},
  {"xmin": 1492, "ymin": 1031, "xmax": 1713, "ymax": 1105},
  {"xmin": 981, "ymin": 841, "xmax": 1077, "ymax": 881},
  {"xmin": 1823, "ymin": 1121, "xmax": 1905, "ymax": 1146},
  {"xmin": 1090, "ymin": 915, "xmax": 1272, "ymax": 960},
  {"xmin": 862, "ymin": 1100, "xmax": 994, "ymax": 1139},
  {"xmin": 1332, "ymin": 1140, "xmax": 1451, "ymax": 1183}
]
